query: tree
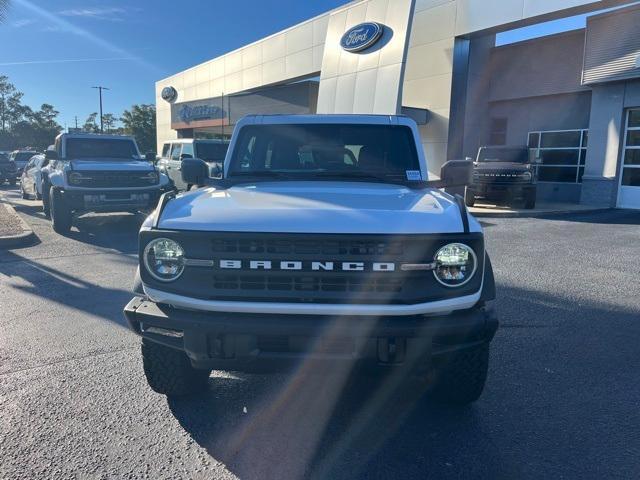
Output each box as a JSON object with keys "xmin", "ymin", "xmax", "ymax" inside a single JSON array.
[
  {"xmin": 0, "ymin": 76, "xmax": 18, "ymax": 132},
  {"xmin": 0, "ymin": 75, "xmax": 61, "ymax": 151},
  {"xmin": 121, "ymin": 104, "xmax": 156, "ymax": 153},
  {"xmin": 102, "ymin": 113, "xmax": 118, "ymax": 133},
  {"xmin": 83, "ymin": 112, "xmax": 99, "ymax": 133}
]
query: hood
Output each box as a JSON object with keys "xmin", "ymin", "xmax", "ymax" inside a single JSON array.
[
  {"xmin": 157, "ymin": 181, "xmax": 480, "ymax": 234},
  {"xmin": 474, "ymin": 161, "xmax": 529, "ymax": 172},
  {"xmin": 69, "ymin": 159, "xmax": 154, "ymax": 172}
]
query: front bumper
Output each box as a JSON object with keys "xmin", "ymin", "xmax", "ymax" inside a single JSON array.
[
  {"xmin": 470, "ymin": 182, "xmax": 535, "ymax": 196},
  {"xmin": 60, "ymin": 187, "xmax": 166, "ymax": 212},
  {"xmin": 123, "ymin": 297, "xmax": 498, "ymax": 372}
]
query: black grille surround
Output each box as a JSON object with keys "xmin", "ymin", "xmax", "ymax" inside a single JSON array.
[
  {"xmin": 473, "ymin": 170, "xmax": 532, "ymax": 185},
  {"xmin": 69, "ymin": 170, "xmax": 158, "ymax": 188},
  {"xmin": 139, "ymin": 231, "xmax": 485, "ymax": 305}
]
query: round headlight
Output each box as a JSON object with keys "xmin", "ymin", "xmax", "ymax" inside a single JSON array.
[
  {"xmin": 433, "ymin": 243, "xmax": 477, "ymax": 287},
  {"xmin": 68, "ymin": 172, "xmax": 83, "ymax": 185},
  {"xmin": 143, "ymin": 238, "xmax": 185, "ymax": 282},
  {"xmin": 521, "ymin": 171, "xmax": 532, "ymax": 181},
  {"xmin": 145, "ymin": 171, "xmax": 159, "ymax": 184}
]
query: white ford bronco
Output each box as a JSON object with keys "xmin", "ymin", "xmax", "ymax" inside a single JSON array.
[
  {"xmin": 124, "ymin": 115, "xmax": 498, "ymax": 405},
  {"xmin": 42, "ymin": 133, "xmax": 172, "ymax": 233}
]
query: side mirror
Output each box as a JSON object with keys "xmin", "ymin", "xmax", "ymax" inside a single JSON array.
[
  {"xmin": 45, "ymin": 150, "xmax": 58, "ymax": 161},
  {"xmin": 180, "ymin": 153, "xmax": 193, "ymax": 160},
  {"xmin": 439, "ymin": 159, "xmax": 473, "ymax": 188},
  {"xmin": 182, "ymin": 158, "xmax": 209, "ymax": 186},
  {"xmin": 145, "ymin": 152, "xmax": 156, "ymax": 163},
  {"xmin": 210, "ymin": 163, "xmax": 223, "ymax": 179}
]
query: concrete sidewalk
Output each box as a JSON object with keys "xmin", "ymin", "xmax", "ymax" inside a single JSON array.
[
  {"xmin": 0, "ymin": 199, "xmax": 36, "ymax": 248},
  {"xmin": 468, "ymin": 201, "xmax": 612, "ymax": 218}
]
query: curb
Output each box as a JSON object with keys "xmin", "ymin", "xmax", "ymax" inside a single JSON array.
[
  {"xmin": 0, "ymin": 201, "xmax": 37, "ymax": 249},
  {"xmin": 470, "ymin": 207, "xmax": 613, "ymax": 219}
]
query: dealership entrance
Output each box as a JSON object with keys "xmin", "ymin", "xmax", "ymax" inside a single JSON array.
[{"xmin": 618, "ymin": 109, "xmax": 640, "ymax": 209}]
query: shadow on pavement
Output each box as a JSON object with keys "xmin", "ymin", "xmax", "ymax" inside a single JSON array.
[
  {"xmin": 0, "ymin": 248, "xmax": 134, "ymax": 330},
  {"xmin": 165, "ymin": 283, "xmax": 640, "ymax": 480}
]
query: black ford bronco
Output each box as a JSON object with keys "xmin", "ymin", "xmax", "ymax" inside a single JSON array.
[{"xmin": 465, "ymin": 146, "xmax": 537, "ymax": 209}]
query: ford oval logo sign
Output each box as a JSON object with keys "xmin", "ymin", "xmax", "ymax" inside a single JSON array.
[
  {"xmin": 340, "ymin": 22, "xmax": 384, "ymax": 53},
  {"xmin": 161, "ymin": 86, "xmax": 177, "ymax": 103}
]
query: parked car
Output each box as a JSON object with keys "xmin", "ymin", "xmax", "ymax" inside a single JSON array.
[
  {"xmin": 0, "ymin": 152, "xmax": 17, "ymax": 186},
  {"xmin": 124, "ymin": 114, "xmax": 498, "ymax": 406},
  {"xmin": 465, "ymin": 146, "xmax": 538, "ymax": 209},
  {"xmin": 20, "ymin": 153, "xmax": 46, "ymax": 199},
  {"xmin": 10, "ymin": 150, "xmax": 40, "ymax": 177},
  {"xmin": 41, "ymin": 133, "xmax": 172, "ymax": 234},
  {"xmin": 157, "ymin": 139, "xmax": 229, "ymax": 191}
]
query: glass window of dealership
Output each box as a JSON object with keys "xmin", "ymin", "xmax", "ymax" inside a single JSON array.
[{"xmin": 156, "ymin": 0, "xmax": 640, "ymax": 209}]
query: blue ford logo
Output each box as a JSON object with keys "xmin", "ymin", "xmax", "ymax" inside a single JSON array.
[{"xmin": 340, "ymin": 22, "xmax": 384, "ymax": 52}]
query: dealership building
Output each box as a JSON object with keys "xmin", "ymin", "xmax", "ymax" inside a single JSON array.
[{"xmin": 156, "ymin": 0, "xmax": 640, "ymax": 209}]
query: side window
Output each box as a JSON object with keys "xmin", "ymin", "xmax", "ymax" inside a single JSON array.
[
  {"xmin": 181, "ymin": 143, "xmax": 194, "ymax": 158},
  {"xmin": 170, "ymin": 143, "xmax": 182, "ymax": 161},
  {"xmin": 161, "ymin": 143, "xmax": 170, "ymax": 158}
]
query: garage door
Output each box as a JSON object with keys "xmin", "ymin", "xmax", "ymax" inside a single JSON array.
[{"xmin": 618, "ymin": 109, "xmax": 640, "ymax": 209}]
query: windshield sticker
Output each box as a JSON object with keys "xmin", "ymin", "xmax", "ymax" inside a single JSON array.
[{"xmin": 406, "ymin": 170, "xmax": 422, "ymax": 181}]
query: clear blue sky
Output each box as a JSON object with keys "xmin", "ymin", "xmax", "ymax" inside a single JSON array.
[
  {"xmin": 0, "ymin": 0, "xmax": 614, "ymax": 130},
  {"xmin": 0, "ymin": 0, "xmax": 348, "ymax": 129}
]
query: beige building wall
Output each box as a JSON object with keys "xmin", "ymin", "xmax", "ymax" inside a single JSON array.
[
  {"xmin": 316, "ymin": 0, "xmax": 416, "ymax": 114},
  {"xmin": 157, "ymin": 0, "xmax": 634, "ymax": 167}
]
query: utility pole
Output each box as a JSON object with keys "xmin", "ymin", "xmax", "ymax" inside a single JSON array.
[
  {"xmin": 74, "ymin": 116, "xmax": 78, "ymax": 129},
  {"xmin": 92, "ymin": 86, "xmax": 110, "ymax": 133}
]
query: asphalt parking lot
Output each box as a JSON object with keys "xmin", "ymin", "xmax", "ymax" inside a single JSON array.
[{"xmin": 1, "ymin": 185, "xmax": 640, "ymax": 480}]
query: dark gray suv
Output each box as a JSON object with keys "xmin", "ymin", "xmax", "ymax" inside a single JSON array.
[{"xmin": 465, "ymin": 146, "xmax": 537, "ymax": 209}]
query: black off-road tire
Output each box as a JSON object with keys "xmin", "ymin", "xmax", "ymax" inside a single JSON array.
[
  {"xmin": 50, "ymin": 187, "xmax": 72, "ymax": 234},
  {"xmin": 464, "ymin": 187, "xmax": 476, "ymax": 207},
  {"xmin": 141, "ymin": 339, "xmax": 211, "ymax": 397},
  {"xmin": 430, "ymin": 343, "xmax": 490, "ymax": 406}
]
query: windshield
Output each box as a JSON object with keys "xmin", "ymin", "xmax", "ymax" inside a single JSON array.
[
  {"xmin": 65, "ymin": 138, "xmax": 139, "ymax": 160},
  {"xmin": 228, "ymin": 124, "xmax": 421, "ymax": 183},
  {"xmin": 196, "ymin": 143, "xmax": 228, "ymax": 162},
  {"xmin": 478, "ymin": 147, "xmax": 529, "ymax": 163}
]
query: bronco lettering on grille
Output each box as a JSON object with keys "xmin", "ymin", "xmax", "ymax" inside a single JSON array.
[{"xmin": 218, "ymin": 260, "xmax": 397, "ymax": 272}]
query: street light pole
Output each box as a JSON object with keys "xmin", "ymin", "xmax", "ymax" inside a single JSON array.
[{"xmin": 92, "ymin": 86, "xmax": 109, "ymax": 133}]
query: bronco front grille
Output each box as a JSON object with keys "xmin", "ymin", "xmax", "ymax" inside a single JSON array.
[
  {"xmin": 71, "ymin": 171, "xmax": 156, "ymax": 188},
  {"xmin": 211, "ymin": 238, "xmax": 404, "ymax": 256},
  {"xmin": 140, "ymin": 231, "xmax": 485, "ymax": 305}
]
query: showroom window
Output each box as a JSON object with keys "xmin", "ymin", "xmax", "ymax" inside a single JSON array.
[{"xmin": 527, "ymin": 129, "xmax": 588, "ymax": 183}]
